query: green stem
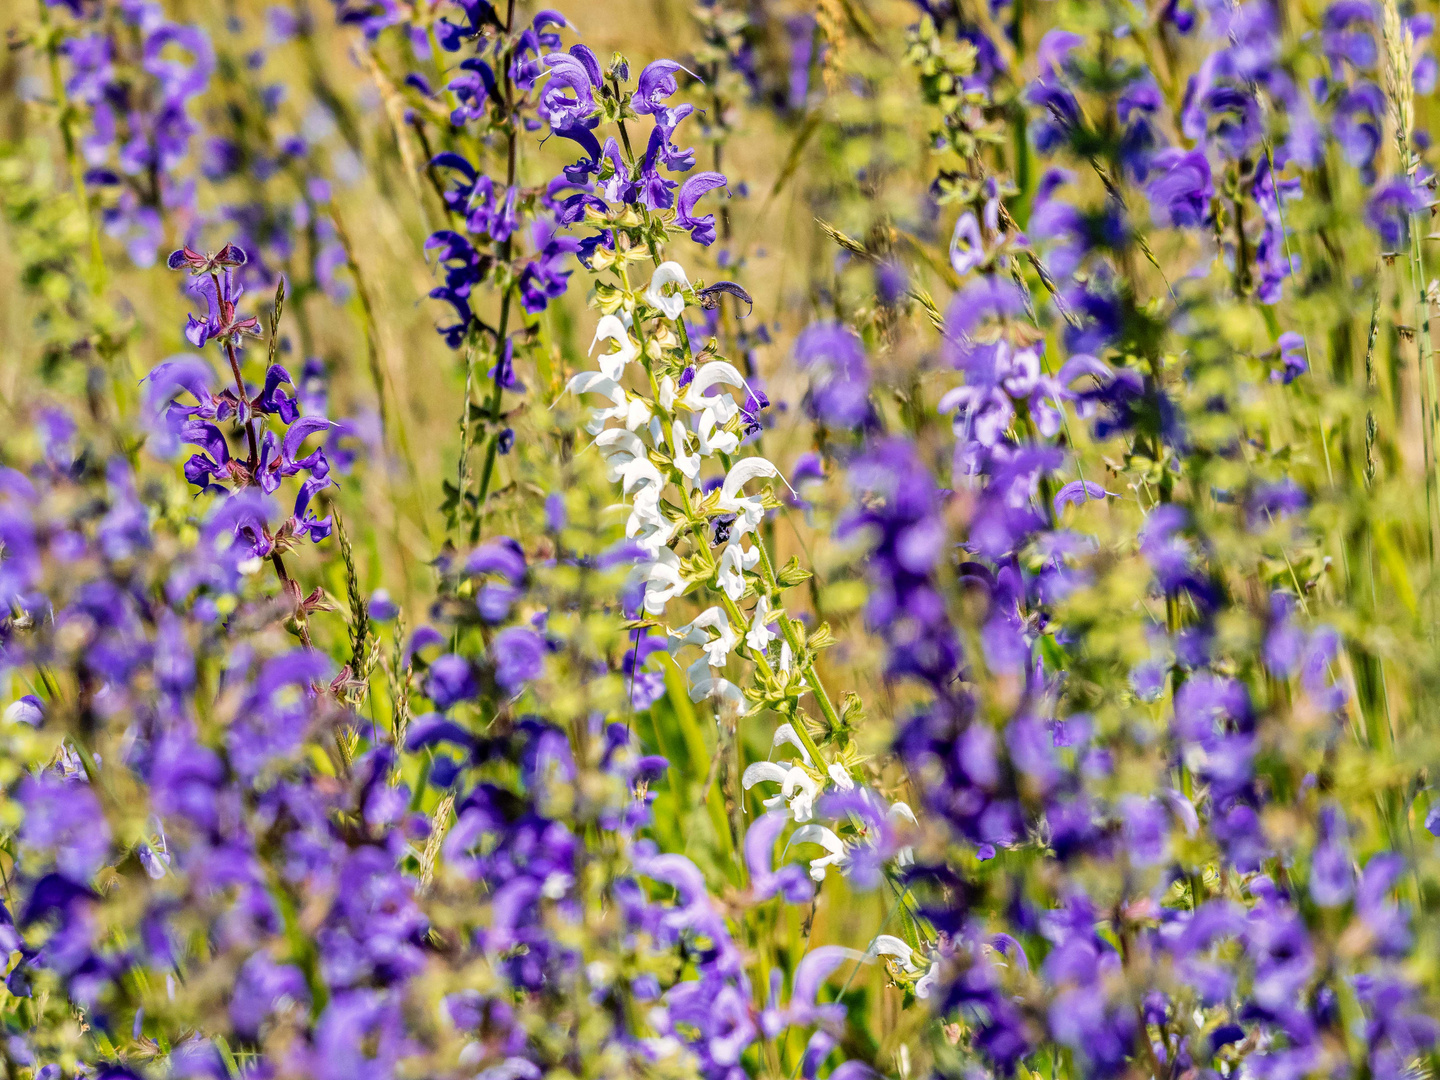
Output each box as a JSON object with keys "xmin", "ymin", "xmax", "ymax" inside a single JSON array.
[{"xmin": 471, "ymin": 5, "xmax": 520, "ymax": 532}]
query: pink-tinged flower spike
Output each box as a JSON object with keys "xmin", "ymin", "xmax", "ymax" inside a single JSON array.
[
  {"xmin": 674, "ymin": 172, "xmax": 727, "ymax": 246},
  {"xmin": 180, "ymin": 268, "xmax": 262, "ymax": 350}
]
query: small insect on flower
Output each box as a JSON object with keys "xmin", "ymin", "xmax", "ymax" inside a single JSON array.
[{"xmin": 695, "ymin": 280, "xmax": 754, "ymax": 315}]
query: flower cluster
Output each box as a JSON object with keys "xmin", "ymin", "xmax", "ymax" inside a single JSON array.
[
  {"xmin": 152, "ymin": 244, "xmax": 336, "ymax": 565},
  {"xmin": 45, "ymin": 0, "xmax": 214, "ymax": 265}
]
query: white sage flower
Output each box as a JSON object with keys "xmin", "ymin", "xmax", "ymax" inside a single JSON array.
[
  {"xmin": 788, "ymin": 823, "xmax": 847, "ymax": 880},
  {"xmin": 783, "ymin": 766, "xmax": 819, "ymax": 821},
  {"xmin": 741, "ymin": 761, "xmax": 817, "ymax": 821},
  {"xmin": 742, "ymin": 761, "xmax": 788, "ymax": 809},
  {"xmin": 689, "ymin": 673, "xmax": 744, "ymax": 710},
  {"xmin": 683, "ymin": 361, "xmax": 746, "ymax": 426},
  {"xmin": 624, "ymin": 395, "xmax": 654, "ymax": 432},
  {"xmin": 589, "ymin": 313, "xmax": 639, "ymax": 379},
  {"xmin": 638, "ymin": 547, "xmax": 687, "ymax": 615},
  {"xmin": 716, "ymin": 541, "xmax": 759, "ymax": 601},
  {"xmin": 672, "ymin": 606, "xmax": 739, "ymax": 668},
  {"xmin": 618, "ymin": 455, "xmax": 664, "ymax": 499},
  {"xmin": 746, "ymin": 595, "xmax": 779, "ymax": 653},
  {"xmin": 594, "ymin": 428, "xmax": 647, "ymax": 483},
  {"xmin": 565, "ymin": 371, "xmax": 630, "ymax": 435},
  {"xmin": 871, "ymin": 935, "xmax": 921, "ymax": 973},
  {"xmin": 914, "ymin": 964, "xmax": 938, "ymax": 1000},
  {"xmin": 696, "ymin": 408, "xmax": 739, "ymax": 457},
  {"xmin": 626, "ymin": 487, "xmax": 678, "ymax": 557},
  {"xmin": 719, "ymin": 457, "xmax": 781, "ymax": 511},
  {"xmin": 869, "ymin": 935, "xmax": 937, "ymax": 998},
  {"xmin": 645, "ymin": 261, "xmax": 691, "ymax": 319},
  {"xmin": 671, "ymin": 420, "xmax": 701, "ymax": 481}
]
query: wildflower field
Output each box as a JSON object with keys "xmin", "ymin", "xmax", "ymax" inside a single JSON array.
[{"xmin": 7, "ymin": 0, "xmax": 1440, "ymax": 1078}]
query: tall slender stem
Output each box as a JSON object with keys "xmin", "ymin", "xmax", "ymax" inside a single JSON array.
[{"xmin": 470, "ymin": 0, "xmax": 521, "ymax": 533}]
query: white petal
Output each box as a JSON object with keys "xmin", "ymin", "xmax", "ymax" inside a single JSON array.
[
  {"xmin": 788, "ymin": 823, "xmax": 845, "ymax": 857},
  {"xmin": 640, "ymin": 546, "xmax": 681, "ymax": 580},
  {"xmin": 870, "ymin": 935, "xmax": 919, "ymax": 971},
  {"xmin": 566, "ymin": 371, "xmax": 627, "ymax": 404},
  {"xmin": 771, "ymin": 722, "xmax": 811, "ymax": 765},
  {"xmin": 728, "ymin": 501, "xmax": 765, "ymax": 543},
  {"xmin": 742, "ymin": 761, "xmax": 789, "ymax": 789},
  {"xmin": 720, "ymin": 457, "xmax": 780, "ymax": 510},
  {"xmin": 674, "ymin": 606, "xmax": 729, "ymax": 637},
  {"xmin": 888, "ymin": 801, "xmax": 918, "ymax": 825},
  {"xmin": 717, "ymin": 543, "xmax": 754, "ymax": 602},
  {"xmin": 745, "ymin": 595, "xmax": 778, "ymax": 653},
  {"xmin": 914, "ymin": 965, "xmax": 937, "ymax": 999},
  {"xmin": 827, "ymin": 763, "xmax": 856, "ymax": 791},
  {"xmin": 631, "ymin": 517, "xmax": 679, "ymax": 558},
  {"xmin": 783, "ymin": 767, "xmax": 818, "ymax": 822},
  {"xmin": 697, "ymin": 409, "xmax": 740, "ymax": 457},
  {"xmin": 685, "ymin": 652, "xmax": 712, "ymax": 689},
  {"xmin": 625, "ymin": 397, "xmax": 653, "ymax": 431},
  {"xmin": 619, "ymin": 457, "xmax": 664, "ymax": 495},
  {"xmin": 596, "ymin": 429, "xmax": 646, "ymax": 481},
  {"xmin": 683, "ymin": 362, "xmax": 746, "ymax": 420},
  {"xmin": 645, "ymin": 261, "xmax": 691, "ymax": 319},
  {"xmin": 690, "ymin": 675, "xmax": 744, "ymax": 708},
  {"xmin": 672, "ymin": 421, "xmax": 700, "ymax": 480},
  {"xmin": 590, "ymin": 314, "xmax": 639, "ymax": 379},
  {"xmin": 638, "ymin": 548, "xmax": 686, "ymax": 613}
]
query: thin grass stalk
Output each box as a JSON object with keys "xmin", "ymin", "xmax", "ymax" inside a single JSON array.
[{"xmin": 1383, "ymin": 0, "xmax": 1440, "ymax": 598}]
